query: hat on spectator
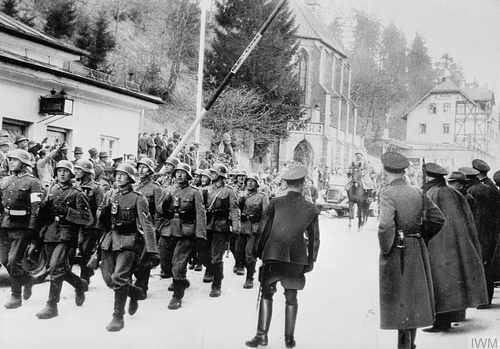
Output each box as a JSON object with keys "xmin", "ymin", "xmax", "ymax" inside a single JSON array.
[
  {"xmin": 472, "ymin": 159, "xmax": 490, "ymax": 173},
  {"xmin": 457, "ymin": 167, "xmax": 479, "ymax": 177},
  {"xmin": 99, "ymin": 151, "xmax": 108, "ymax": 158},
  {"xmin": 14, "ymin": 135, "xmax": 28, "ymax": 144},
  {"xmin": 381, "ymin": 152, "xmax": 409, "ymax": 172},
  {"xmin": 88, "ymin": 148, "xmax": 98, "ymax": 157},
  {"xmin": 447, "ymin": 171, "xmax": 466, "ymax": 183},
  {"xmin": 73, "ymin": 146, "xmax": 83, "ymax": 154}
]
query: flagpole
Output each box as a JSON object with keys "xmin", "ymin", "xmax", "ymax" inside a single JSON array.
[
  {"xmin": 170, "ymin": 0, "xmax": 288, "ymax": 158},
  {"xmin": 194, "ymin": 0, "xmax": 207, "ymax": 167}
]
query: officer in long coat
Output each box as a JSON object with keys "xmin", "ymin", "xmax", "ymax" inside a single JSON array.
[
  {"xmin": 246, "ymin": 166, "xmax": 319, "ymax": 349},
  {"xmin": 132, "ymin": 157, "xmax": 162, "ymax": 299},
  {"xmin": 0, "ymin": 149, "xmax": 43, "ymax": 309},
  {"xmin": 237, "ymin": 173, "xmax": 269, "ymax": 289},
  {"xmin": 423, "ymin": 163, "xmax": 488, "ymax": 331},
  {"xmin": 472, "ymin": 159, "xmax": 500, "ymax": 194},
  {"xmin": 98, "ymin": 163, "xmax": 160, "ymax": 331},
  {"xmin": 74, "ymin": 159, "xmax": 104, "ymax": 284},
  {"xmin": 36, "ymin": 160, "xmax": 93, "ymax": 319},
  {"xmin": 377, "ymin": 152, "xmax": 444, "ymax": 349},
  {"xmin": 202, "ymin": 162, "xmax": 240, "ymax": 297},
  {"xmin": 156, "ymin": 163, "xmax": 206, "ymax": 309}
]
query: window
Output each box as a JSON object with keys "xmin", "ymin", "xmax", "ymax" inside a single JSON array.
[
  {"xmin": 428, "ymin": 103, "xmax": 437, "ymax": 114},
  {"xmin": 298, "ymin": 51, "xmax": 308, "ymax": 104},
  {"xmin": 419, "ymin": 124, "xmax": 427, "ymax": 134},
  {"xmin": 477, "ymin": 102, "xmax": 487, "ymax": 113},
  {"xmin": 443, "ymin": 124, "xmax": 450, "ymax": 134},
  {"xmin": 443, "ymin": 103, "xmax": 451, "ymax": 114},
  {"xmin": 456, "ymin": 102, "xmax": 466, "ymax": 114},
  {"xmin": 100, "ymin": 135, "xmax": 118, "ymax": 158}
]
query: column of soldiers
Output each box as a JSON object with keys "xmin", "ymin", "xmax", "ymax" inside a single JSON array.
[{"xmin": 377, "ymin": 152, "xmax": 500, "ymax": 349}]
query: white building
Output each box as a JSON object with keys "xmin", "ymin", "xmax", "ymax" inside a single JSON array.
[{"xmin": 0, "ymin": 13, "xmax": 162, "ymax": 158}]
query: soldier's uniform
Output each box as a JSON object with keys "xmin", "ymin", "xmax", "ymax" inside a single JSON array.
[
  {"xmin": 132, "ymin": 160, "xmax": 163, "ymax": 297},
  {"xmin": 202, "ymin": 163, "xmax": 240, "ymax": 297},
  {"xmin": 157, "ymin": 163, "xmax": 206, "ymax": 309},
  {"xmin": 37, "ymin": 161, "xmax": 92, "ymax": 319},
  {"xmin": 99, "ymin": 163, "xmax": 159, "ymax": 331},
  {"xmin": 0, "ymin": 150, "xmax": 43, "ymax": 309},
  {"xmin": 237, "ymin": 174, "xmax": 269, "ymax": 289},
  {"xmin": 75, "ymin": 160, "xmax": 104, "ymax": 284},
  {"xmin": 472, "ymin": 159, "xmax": 500, "ymax": 194}
]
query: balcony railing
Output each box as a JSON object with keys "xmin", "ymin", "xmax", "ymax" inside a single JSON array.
[{"xmin": 288, "ymin": 121, "xmax": 323, "ymax": 135}]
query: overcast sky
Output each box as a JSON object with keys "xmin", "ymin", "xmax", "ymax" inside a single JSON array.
[{"xmin": 319, "ymin": 0, "xmax": 500, "ymax": 97}]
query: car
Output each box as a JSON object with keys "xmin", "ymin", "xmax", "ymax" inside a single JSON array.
[{"xmin": 317, "ymin": 184, "xmax": 349, "ymax": 216}]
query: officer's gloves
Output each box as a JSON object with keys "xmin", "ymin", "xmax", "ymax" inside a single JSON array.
[
  {"xmin": 55, "ymin": 202, "xmax": 68, "ymax": 216},
  {"xmin": 146, "ymin": 252, "xmax": 161, "ymax": 268}
]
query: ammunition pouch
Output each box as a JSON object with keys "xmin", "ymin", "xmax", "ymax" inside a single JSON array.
[
  {"xmin": 208, "ymin": 209, "xmax": 229, "ymax": 220},
  {"xmin": 111, "ymin": 221, "xmax": 136, "ymax": 235},
  {"xmin": 165, "ymin": 210, "xmax": 196, "ymax": 224}
]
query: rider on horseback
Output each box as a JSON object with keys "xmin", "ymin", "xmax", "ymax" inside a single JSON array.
[{"xmin": 345, "ymin": 152, "xmax": 374, "ymax": 203}]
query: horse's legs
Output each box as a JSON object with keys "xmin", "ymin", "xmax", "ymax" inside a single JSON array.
[{"xmin": 348, "ymin": 201, "xmax": 353, "ymax": 228}]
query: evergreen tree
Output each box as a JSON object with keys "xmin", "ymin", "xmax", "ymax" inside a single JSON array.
[
  {"xmin": 205, "ymin": 0, "xmax": 302, "ymax": 153},
  {"xmin": 1, "ymin": 0, "xmax": 35, "ymax": 27},
  {"xmin": 434, "ymin": 53, "xmax": 465, "ymax": 86},
  {"xmin": 44, "ymin": 0, "xmax": 77, "ymax": 39},
  {"xmin": 1, "ymin": 0, "xmax": 17, "ymax": 17},
  {"xmin": 407, "ymin": 34, "xmax": 436, "ymax": 101}
]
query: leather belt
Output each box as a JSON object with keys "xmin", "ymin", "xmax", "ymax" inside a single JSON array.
[{"xmin": 405, "ymin": 233, "xmax": 422, "ymax": 238}]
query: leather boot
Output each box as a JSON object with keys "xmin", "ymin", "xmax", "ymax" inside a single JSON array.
[
  {"xmin": 168, "ymin": 279, "xmax": 186, "ymax": 310},
  {"xmin": 397, "ymin": 330, "xmax": 411, "ymax": 349},
  {"xmin": 65, "ymin": 271, "xmax": 88, "ymax": 306},
  {"xmin": 410, "ymin": 328, "xmax": 417, "ymax": 349},
  {"xmin": 245, "ymin": 298, "xmax": 273, "ymax": 347},
  {"xmin": 128, "ymin": 284, "xmax": 144, "ymax": 316},
  {"xmin": 5, "ymin": 276, "xmax": 23, "ymax": 309},
  {"xmin": 107, "ymin": 287, "xmax": 128, "ymax": 331},
  {"xmin": 244, "ymin": 262, "xmax": 256, "ymax": 289},
  {"xmin": 36, "ymin": 279, "xmax": 62, "ymax": 319},
  {"xmin": 203, "ymin": 267, "xmax": 214, "ymax": 283},
  {"xmin": 210, "ymin": 263, "xmax": 224, "ymax": 297},
  {"xmin": 284, "ymin": 304, "xmax": 298, "ymax": 348},
  {"xmin": 23, "ymin": 274, "xmax": 34, "ymax": 301}
]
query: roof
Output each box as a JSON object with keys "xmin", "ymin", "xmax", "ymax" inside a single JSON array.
[
  {"xmin": 464, "ymin": 87, "xmax": 495, "ymax": 104},
  {"xmin": 430, "ymin": 79, "xmax": 461, "ymax": 93},
  {"xmin": 0, "ymin": 12, "xmax": 87, "ymax": 56},
  {"xmin": 289, "ymin": 0, "xmax": 347, "ymax": 57}
]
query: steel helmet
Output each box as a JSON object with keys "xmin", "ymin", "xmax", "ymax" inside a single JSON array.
[
  {"xmin": 137, "ymin": 157, "xmax": 155, "ymax": 173},
  {"xmin": 165, "ymin": 157, "xmax": 180, "ymax": 168},
  {"xmin": 245, "ymin": 173, "xmax": 260, "ymax": 188},
  {"xmin": 229, "ymin": 168, "xmax": 238, "ymax": 177},
  {"xmin": 194, "ymin": 169, "xmax": 203, "ymax": 177},
  {"xmin": 55, "ymin": 160, "xmax": 75, "ymax": 176},
  {"xmin": 210, "ymin": 162, "xmax": 228, "ymax": 178},
  {"xmin": 236, "ymin": 168, "xmax": 248, "ymax": 177},
  {"xmin": 201, "ymin": 169, "xmax": 212, "ymax": 178},
  {"xmin": 74, "ymin": 159, "xmax": 95, "ymax": 175},
  {"xmin": 7, "ymin": 149, "xmax": 32, "ymax": 166},
  {"xmin": 174, "ymin": 163, "xmax": 193, "ymax": 180},
  {"xmin": 115, "ymin": 163, "xmax": 136, "ymax": 183}
]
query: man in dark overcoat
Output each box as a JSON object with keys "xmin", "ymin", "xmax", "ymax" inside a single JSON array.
[
  {"xmin": 246, "ymin": 166, "xmax": 320, "ymax": 349},
  {"xmin": 423, "ymin": 163, "xmax": 488, "ymax": 331},
  {"xmin": 377, "ymin": 152, "xmax": 444, "ymax": 349},
  {"xmin": 472, "ymin": 159, "xmax": 500, "ymax": 194}
]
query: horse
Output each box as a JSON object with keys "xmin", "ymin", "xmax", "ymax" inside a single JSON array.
[{"xmin": 347, "ymin": 167, "xmax": 370, "ymax": 230}]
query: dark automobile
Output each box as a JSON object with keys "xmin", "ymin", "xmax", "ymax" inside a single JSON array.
[{"xmin": 317, "ymin": 184, "xmax": 349, "ymax": 216}]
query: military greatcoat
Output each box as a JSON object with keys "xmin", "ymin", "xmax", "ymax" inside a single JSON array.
[{"xmin": 378, "ymin": 177, "xmax": 444, "ymax": 330}]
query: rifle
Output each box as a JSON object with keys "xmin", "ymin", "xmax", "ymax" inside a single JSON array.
[{"xmin": 419, "ymin": 157, "xmax": 428, "ymax": 239}]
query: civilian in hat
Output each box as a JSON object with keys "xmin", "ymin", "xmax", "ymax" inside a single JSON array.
[
  {"xmin": 448, "ymin": 171, "xmax": 476, "ymax": 212},
  {"xmin": 377, "ymin": 152, "xmax": 444, "ymax": 349},
  {"xmin": 461, "ymin": 165, "xmax": 500, "ymax": 308},
  {"xmin": 472, "ymin": 159, "xmax": 499, "ymax": 194},
  {"xmin": 53, "ymin": 141, "xmax": 69, "ymax": 163},
  {"xmin": 0, "ymin": 138, "xmax": 10, "ymax": 179},
  {"xmin": 71, "ymin": 147, "xmax": 83, "ymax": 165},
  {"xmin": 88, "ymin": 148, "xmax": 98, "ymax": 164},
  {"xmin": 422, "ymin": 163, "xmax": 487, "ymax": 332},
  {"xmin": 14, "ymin": 135, "xmax": 29, "ymax": 151},
  {"xmin": 246, "ymin": 166, "xmax": 319, "ymax": 348}
]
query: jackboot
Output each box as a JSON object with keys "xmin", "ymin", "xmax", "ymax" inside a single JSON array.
[
  {"xmin": 36, "ymin": 279, "xmax": 62, "ymax": 319},
  {"xmin": 65, "ymin": 271, "xmax": 88, "ymax": 306},
  {"xmin": 284, "ymin": 304, "xmax": 298, "ymax": 348},
  {"xmin": 23, "ymin": 274, "xmax": 34, "ymax": 301},
  {"xmin": 5, "ymin": 276, "xmax": 23, "ymax": 309},
  {"xmin": 128, "ymin": 284, "xmax": 144, "ymax": 316},
  {"xmin": 107, "ymin": 287, "xmax": 128, "ymax": 332},
  {"xmin": 410, "ymin": 328, "xmax": 417, "ymax": 349},
  {"xmin": 203, "ymin": 267, "xmax": 214, "ymax": 283},
  {"xmin": 244, "ymin": 262, "xmax": 256, "ymax": 289},
  {"xmin": 397, "ymin": 330, "xmax": 411, "ymax": 349},
  {"xmin": 210, "ymin": 263, "xmax": 224, "ymax": 297},
  {"xmin": 245, "ymin": 298, "xmax": 273, "ymax": 347},
  {"xmin": 168, "ymin": 279, "xmax": 186, "ymax": 310}
]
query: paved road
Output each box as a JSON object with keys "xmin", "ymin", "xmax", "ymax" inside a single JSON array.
[{"xmin": 0, "ymin": 214, "xmax": 499, "ymax": 349}]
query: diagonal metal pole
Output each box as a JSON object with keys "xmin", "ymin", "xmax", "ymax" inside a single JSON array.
[{"xmin": 170, "ymin": 0, "xmax": 289, "ymax": 158}]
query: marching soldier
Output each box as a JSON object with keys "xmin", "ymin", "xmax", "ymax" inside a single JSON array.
[
  {"xmin": 237, "ymin": 173, "xmax": 269, "ymax": 289},
  {"xmin": 232, "ymin": 168, "xmax": 248, "ymax": 275},
  {"xmin": 202, "ymin": 162, "xmax": 240, "ymax": 297},
  {"xmin": 132, "ymin": 158, "xmax": 162, "ymax": 299},
  {"xmin": 98, "ymin": 163, "xmax": 160, "ymax": 331},
  {"xmin": 74, "ymin": 159, "xmax": 104, "ymax": 284},
  {"xmin": 156, "ymin": 163, "xmax": 206, "ymax": 309},
  {"xmin": 36, "ymin": 160, "xmax": 93, "ymax": 319},
  {"xmin": 158, "ymin": 156, "xmax": 179, "ymax": 189},
  {"xmin": 377, "ymin": 153, "xmax": 444, "ymax": 349},
  {"xmin": 0, "ymin": 149, "xmax": 43, "ymax": 309},
  {"xmin": 246, "ymin": 166, "xmax": 319, "ymax": 348}
]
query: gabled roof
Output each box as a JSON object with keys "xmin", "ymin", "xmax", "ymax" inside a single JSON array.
[
  {"xmin": 464, "ymin": 87, "xmax": 495, "ymax": 105},
  {"xmin": 289, "ymin": 0, "xmax": 347, "ymax": 58},
  {"xmin": 0, "ymin": 12, "xmax": 87, "ymax": 56}
]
